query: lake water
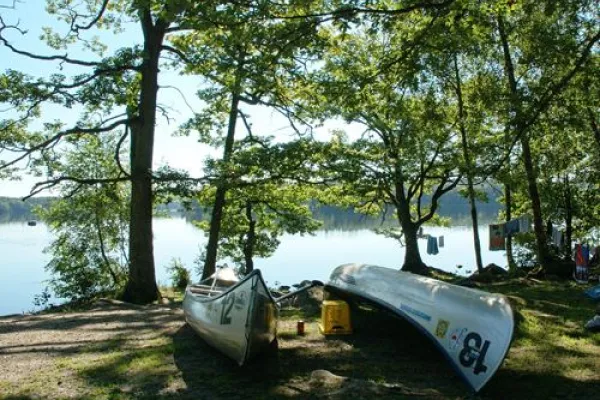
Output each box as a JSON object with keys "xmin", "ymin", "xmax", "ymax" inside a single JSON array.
[{"xmin": 0, "ymin": 218, "xmax": 507, "ymax": 316}]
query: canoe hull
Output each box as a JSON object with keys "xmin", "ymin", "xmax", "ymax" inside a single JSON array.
[
  {"xmin": 327, "ymin": 264, "xmax": 514, "ymax": 392},
  {"xmin": 183, "ymin": 269, "xmax": 277, "ymax": 365}
]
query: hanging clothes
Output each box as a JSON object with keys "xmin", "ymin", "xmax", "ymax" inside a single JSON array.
[
  {"xmin": 504, "ymin": 219, "xmax": 520, "ymax": 236},
  {"xmin": 574, "ymin": 243, "xmax": 589, "ymax": 284},
  {"xmin": 438, "ymin": 235, "xmax": 444, "ymax": 248},
  {"xmin": 546, "ymin": 220, "xmax": 553, "ymax": 238},
  {"xmin": 518, "ymin": 215, "xmax": 531, "ymax": 233},
  {"xmin": 427, "ymin": 235, "xmax": 439, "ymax": 255},
  {"xmin": 582, "ymin": 244, "xmax": 590, "ymax": 265},
  {"xmin": 489, "ymin": 224, "xmax": 506, "ymax": 251},
  {"xmin": 552, "ymin": 228, "xmax": 563, "ymax": 248}
]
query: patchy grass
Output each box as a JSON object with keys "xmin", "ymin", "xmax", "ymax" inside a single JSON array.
[
  {"xmin": 0, "ymin": 279, "xmax": 598, "ymax": 399},
  {"xmin": 473, "ymin": 279, "xmax": 600, "ymax": 399}
]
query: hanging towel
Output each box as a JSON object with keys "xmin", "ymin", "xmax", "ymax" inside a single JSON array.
[
  {"xmin": 427, "ymin": 235, "xmax": 439, "ymax": 255},
  {"xmin": 438, "ymin": 235, "xmax": 444, "ymax": 248},
  {"xmin": 574, "ymin": 243, "xmax": 589, "ymax": 284},
  {"xmin": 552, "ymin": 228, "xmax": 563, "ymax": 248},
  {"xmin": 489, "ymin": 224, "xmax": 506, "ymax": 251},
  {"xmin": 518, "ymin": 215, "xmax": 531, "ymax": 233},
  {"xmin": 582, "ymin": 244, "xmax": 590, "ymax": 265}
]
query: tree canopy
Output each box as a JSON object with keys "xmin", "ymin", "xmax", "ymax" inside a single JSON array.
[{"xmin": 1, "ymin": 0, "xmax": 598, "ymax": 302}]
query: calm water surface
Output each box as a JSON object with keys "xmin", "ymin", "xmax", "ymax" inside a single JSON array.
[{"xmin": 0, "ymin": 218, "xmax": 507, "ymax": 316}]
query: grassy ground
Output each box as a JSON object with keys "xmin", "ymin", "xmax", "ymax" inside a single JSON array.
[{"xmin": 0, "ymin": 279, "xmax": 598, "ymax": 400}]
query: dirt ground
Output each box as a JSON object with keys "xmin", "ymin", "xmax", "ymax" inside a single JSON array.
[
  {"xmin": 0, "ymin": 290, "xmax": 468, "ymax": 400},
  {"xmin": 1, "ymin": 284, "xmax": 598, "ymax": 399}
]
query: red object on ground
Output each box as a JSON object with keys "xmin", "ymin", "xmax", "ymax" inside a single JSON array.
[{"xmin": 297, "ymin": 320, "xmax": 305, "ymax": 335}]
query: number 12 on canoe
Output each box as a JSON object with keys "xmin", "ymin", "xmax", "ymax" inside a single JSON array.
[
  {"xmin": 459, "ymin": 332, "xmax": 490, "ymax": 375},
  {"xmin": 220, "ymin": 293, "xmax": 235, "ymax": 325}
]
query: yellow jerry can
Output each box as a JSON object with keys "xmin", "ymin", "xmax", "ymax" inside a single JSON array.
[{"xmin": 319, "ymin": 299, "xmax": 352, "ymax": 335}]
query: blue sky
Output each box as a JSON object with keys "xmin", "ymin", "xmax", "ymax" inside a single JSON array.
[{"xmin": 0, "ymin": 1, "xmax": 343, "ymax": 197}]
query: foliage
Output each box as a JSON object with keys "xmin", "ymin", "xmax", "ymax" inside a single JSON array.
[
  {"xmin": 1, "ymin": 0, "xmax": 599, "ymax": 282},
  {"xmin": 37, "ymin": 134, "xmax": 129, "ymax": 302},
  {"xmin": 166, "ymin": 258, "xmax": 191, "ymax": 292},
  {"xmin": 194, "ymin": 140, "xmax": 324, "ymax": 272}
]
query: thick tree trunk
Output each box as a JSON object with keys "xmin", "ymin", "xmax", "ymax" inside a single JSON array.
[
  {"xmin": 397, "ymin": 200, "xmax": 427, "ymax": 274},
  {"xmin": 454, "ymin": 55, "xmax": 483, "ymax": 273},
  {"xmin": 243, "ymin": 201, "xmax": 256, "ymax": 273},
  {"xmin": 402, "ymin": 223, "xmax": 427, "ymax": 274},
  {"xmin": 122, "ymin": 15, "xmax": 165, "ymax": 304}
]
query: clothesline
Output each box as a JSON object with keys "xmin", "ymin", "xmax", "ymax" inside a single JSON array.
[{"xmin": 489, "ymin": 215, "xmax": 532, "ymax": 251}]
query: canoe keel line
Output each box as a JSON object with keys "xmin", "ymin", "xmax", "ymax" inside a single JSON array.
[{"xmin": 326, "ymin": 264, "xmax": 515, "ymax": 393}]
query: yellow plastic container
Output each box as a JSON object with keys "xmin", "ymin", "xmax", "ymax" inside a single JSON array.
[{"xmin": 319, "ymin": 300, "xmax": 352, "ymax": 335}]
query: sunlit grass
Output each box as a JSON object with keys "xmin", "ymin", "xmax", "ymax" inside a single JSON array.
[{"xmin": 478, "ymin": 279, "xmax": 600, "ymax": 395}]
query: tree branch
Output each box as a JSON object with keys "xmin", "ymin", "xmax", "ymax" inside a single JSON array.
[
  {"xmin": 0, "ymin": 15, "xmax": 100, "ymax": 67},
  {"xmin": 270, "ymin": 0, "xmax": 454, "ymax": 20},
  {"xmin": 73, "ymin": 0, "xmax": 110, "ymax": 33},
  {"xmin": 0, "ymin": 0, "xmax": 20, "ymax": 9},
  {"xmin": 23, "ymin": 175, "xmax": 130, "ymax": 200},
  {"xmin": 1, "ymin": 117, "xmax": 132, "ymax": 171}
]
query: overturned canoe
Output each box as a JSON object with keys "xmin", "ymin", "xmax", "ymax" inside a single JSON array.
[
  {"xmin": 326, "ymin": 264, "xmax": 514, "ymax": 392},
  {"xmin": 183, "ymin": 268, "xmax": 278, "ymax": 365}
]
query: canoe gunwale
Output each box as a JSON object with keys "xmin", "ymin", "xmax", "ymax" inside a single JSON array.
[
  {"xmin": 326, "ymin": 271, "xmax": 514, "ymax": 393},
  {"xmin": 186, "ymin": 269, "xmax": 277, "ymax": 305}
]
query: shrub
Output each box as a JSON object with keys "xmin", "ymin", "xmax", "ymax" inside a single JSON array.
[{"xmin": 167, "ymin": 258, "xmax": 191, "ymax": 291}]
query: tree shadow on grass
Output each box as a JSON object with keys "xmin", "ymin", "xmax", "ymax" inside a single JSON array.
[
  {"xmin": 173, "ymin": 294, "xmax": 599, "ymax": 400},
  {"xmin": 5, "ymin": 294, "xmax": 594, "ymax": 399},
  {"xmin": 172, "ymin": 304, "xmax": 465, "ymax": 399},
  {"xmin": 172, "ymin": 323, "xmax": 284, "ymax": 399}
]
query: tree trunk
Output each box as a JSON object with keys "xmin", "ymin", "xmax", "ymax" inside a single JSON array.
[
  {"xmin": 454, "ymin": 55, "xmax": 483, "ymax": 273},
  {"xmin": 520, "ymin": 136, "xmax": 551, "ymax": 267},
  {"xmin": 498, "ymin": 16, "xmax": 551, "ymax": 271},
  {"xmin": 122, "ymin": 14, "xmax": 165, "ymax": 304},
  {"xmin": 467, "ymin": 181, "xmax": 484, "ymax": 272},
  {"xmin": 504, "ymin": 183, "xmax": 515, "ymax": 270},
  {"xmin": 402, "ymin": 222, "xmax": 427, "ymax": 274},
  {"xmin": 563, "ymin": 175, "xmax": 573, "ymax": 258},
  {"xmin": 95, "ymin": 204, "xmax": 120, "ymax": 288},
  {"xmin": 203, "ymin": 185, "xmax": 228, "ymax": 280},
  {"xmin": 396, "ymin": 196, "xmax": 427, "ymax": 274},
  {"xmin": 243, "ymin": 201, "xmax": 256, "ymax": 274},
  {"xmin": 202, "ymin": 65, "xmax": 244, "ymax": 280},
  {"xmin": 588, "ymin": 106, "xmax": 600, "ymax": 152}
]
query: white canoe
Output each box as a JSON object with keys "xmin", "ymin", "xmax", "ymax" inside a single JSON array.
[
  {"xmin": 327, "ymin": 264, "xmax": 514, "ymax": 392},
  {"xmin": 183, "ymin": 269, "xmax": 278, "ymax": 365}
]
